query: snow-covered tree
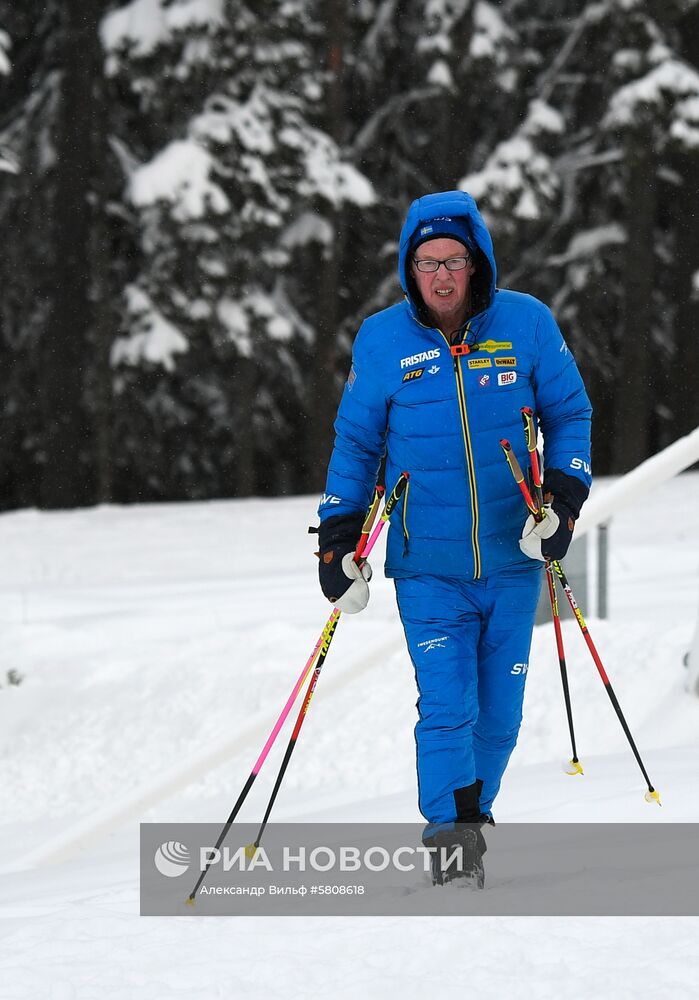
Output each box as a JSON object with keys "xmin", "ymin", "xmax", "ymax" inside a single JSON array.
[
  {"xmin": 462, "ymin": 0, "xmax": 699, "ymax": 472},
  {"xmin": 2, "ymin": 0, "xmax": 699, "ymax": 509},
  {"xmin": 0, "ymin": 1, "xmax": 107, "ymax": 508},
  {"xmin": 103, "ymin": 0, "xmax": 374, "ymax": 498}
]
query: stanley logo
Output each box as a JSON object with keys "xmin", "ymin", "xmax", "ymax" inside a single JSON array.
[
  {"xmin": 468, "ymin": 358, "xmax": 492, "ymax": 369},
  {"xmin": 473, "ymin": 340, "xmax": 513, "ymax": 354},
  {"xmin": 403, "ymin": 367, "xmax": 424, "ymax": 382}
]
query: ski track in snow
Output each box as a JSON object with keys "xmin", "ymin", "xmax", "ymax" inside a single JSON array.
[{"xmin": 1, "ymin": 477, "xmax": 698, "ymax": 997}]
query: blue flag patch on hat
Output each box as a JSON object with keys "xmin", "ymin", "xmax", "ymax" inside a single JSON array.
[{"xmin": 410, "ymin": 216, "xmax": 474, "ymax": 254}]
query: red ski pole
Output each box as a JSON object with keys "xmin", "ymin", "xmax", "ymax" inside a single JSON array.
[
  {"xmin": 501, "ymin": 437, "xmax": 660, "ymax": 804},
  {"xmin": 520, "ymin": 407, "xmax": 583, "ymax": 775}
]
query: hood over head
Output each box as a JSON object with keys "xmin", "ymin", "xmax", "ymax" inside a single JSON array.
[{"xmin": 398, "ymin": 190, "xmax": 497, "ymax": 321}]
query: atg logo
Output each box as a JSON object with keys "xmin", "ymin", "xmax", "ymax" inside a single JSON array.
[{"xmin": 154, "ymin": 841, "xmax": 191, "ymax": 878}]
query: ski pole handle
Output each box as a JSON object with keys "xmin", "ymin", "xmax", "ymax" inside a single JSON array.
[
  {"xmin": 521, "ymin": 405, "xmax": 537, "ymax": 456},
  {"xmin": 360, "ymin": 472, "xmax": 410, "ymax": 560},
  {"xmin": 500, "ymin": 440, "xmax": 540, "ymax": 518},
  {"xmin": 521, "ymin": 407, "xmax": 545, "ymax": 511},
  {"xmin": 384, "ymin": 471, "xmax": 410, "ymax": 514},
  {"xmin": 354, "ymin": 485, "xmax": 385, "ymax": 564}
]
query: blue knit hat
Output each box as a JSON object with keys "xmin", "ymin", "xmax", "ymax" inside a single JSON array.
[{"xmin": 409, "ymin": 216, "xmax": 474, "ymax": 254}]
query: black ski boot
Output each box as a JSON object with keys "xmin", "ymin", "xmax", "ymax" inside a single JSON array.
[
  {"xmin": 425, "ymin": 824, "xmax": 487, "ymax": 889},
  {"xmin": 425, "ymin": 780, "xmax": 491, "ymax": 888}
]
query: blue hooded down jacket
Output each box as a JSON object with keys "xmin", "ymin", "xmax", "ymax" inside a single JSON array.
[{"xmin": 319, "ymin": 190, "xmax": 592, "ymax": 579}]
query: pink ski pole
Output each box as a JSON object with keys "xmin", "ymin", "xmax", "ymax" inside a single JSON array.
[
  {"xmin": 244, "ymin": 474, "xmax": 412, "ymax": 854},
  {"xmin": 187, "ymin": 475, "xmax": 408, "ymax": 903}
]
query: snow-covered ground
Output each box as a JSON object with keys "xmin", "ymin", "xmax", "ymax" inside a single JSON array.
[{"xmin": 1, "ymin": 474, "xmax": 699, "ymax": 997}]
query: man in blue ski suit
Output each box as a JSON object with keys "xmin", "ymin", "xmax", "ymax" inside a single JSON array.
[{"xmin": 316, "ymin": 190, "xmax": 592, "ymax": 881}]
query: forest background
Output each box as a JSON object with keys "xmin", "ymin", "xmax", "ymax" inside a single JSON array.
[{"xmin": 1, "ymin": 0, "xmax": 698, "ymax": 510}]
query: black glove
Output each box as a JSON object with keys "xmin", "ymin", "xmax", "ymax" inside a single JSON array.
[
  {"xmin": 317, "ymin": 513, "xmax": 370, "ymax": 611},
  {"xmin": 541, "ymin": 469, "xmax": 589, "ymax": 561}
]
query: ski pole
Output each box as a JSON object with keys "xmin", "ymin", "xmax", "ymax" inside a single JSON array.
[
  {"xmin": 186, "ymin": 477, "xmax": 405, "ymax": 903},
  {"xmin": 186, "ymin": 486, "xmax": 383, "ymax": 905},
  {"xmin": 549, "ymin": 559, "xmax": 660, "ymax": 802},
  {"xmin": 501, "ymin": 438, "xmax": 660, "ymax": 804},
  {"xmin": 245, "ymin": 472, "xmax": 410, "ymax": 856},
  {"xmin": 520, "ymin": 408, "xmax": 583, "ymax": 775}
]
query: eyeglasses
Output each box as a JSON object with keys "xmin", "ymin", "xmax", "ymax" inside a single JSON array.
[{"xmin": 412, "ymin": 255, "xmax": 471, "ymax": 273}]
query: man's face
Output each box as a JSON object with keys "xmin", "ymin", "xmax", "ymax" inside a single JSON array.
[{"xmin": 410, "ymin": 237, "xmax": 475, "ymax": 324}]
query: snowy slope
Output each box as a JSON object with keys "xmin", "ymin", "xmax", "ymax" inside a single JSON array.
[{"xmin": 1, "ymin": 475, "xmax": 698, "ymax": 998}]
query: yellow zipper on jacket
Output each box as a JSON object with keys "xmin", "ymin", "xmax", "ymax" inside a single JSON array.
[{"xmin": 437, "ymin": 323, "xmax": 482, "ymax": 579}]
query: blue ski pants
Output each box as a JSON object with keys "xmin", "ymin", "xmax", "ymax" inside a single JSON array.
[{"xmin": 395, "ymin": 566, "xmax": 542, "ymax": 825}]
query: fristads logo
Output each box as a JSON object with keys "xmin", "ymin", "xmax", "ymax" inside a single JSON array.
[
  {"xmin": 154, "ymin": 841, "xmax": 190, "ymax": 877},
  {"xmin": 403, "ymin": 368, "xmax": 424, "ymax": 382},
  {"xmin": 495, "ymin": 357, "xmax": 517, "ymax": 367},
  {"xmin": 468, "ymin": 358, "xmax": 491, "ymax": 369},
  {"xmin": 473, "ymin": 340, "xmax": 513, "ymax": 354},
  {"xmin": 400, "ymin": 349, "xmax": 441, "ymax": 369}
]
